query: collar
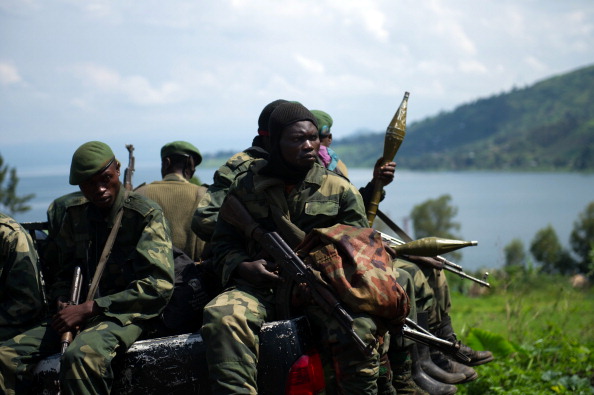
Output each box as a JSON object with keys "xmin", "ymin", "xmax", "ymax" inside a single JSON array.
[{"xmin": 163, "ymin": 173, "xmax": 188, "ymax": 182}]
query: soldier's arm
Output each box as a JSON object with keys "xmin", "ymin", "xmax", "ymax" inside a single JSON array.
[
  {"xmin": 192, "ymin": 160, "xmax": 241, "ymax": 241},
  {"xmin": 339, "ymin": 183, "xmax": 370, "ymax": 228},
  {"xmin": 0, "ymin": 223, "xmax": 46, "ymax": 327}
]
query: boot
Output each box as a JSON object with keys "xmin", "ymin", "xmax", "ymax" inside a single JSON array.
[
  {"xmin": 416, "ymin": 312, "xmax": 467, "ymax": 384},
  {"xmin": 434, "ymin": 314, "xmax": 494, "ymax": 367},
  {"xmin": 431, "ymin": 350, "xmax": 478, "ymax": 383},
  {"xmin": 389, "ymin": 349, "xmax": 429, "ymax": 395},
  {"xmin": 410, "ymin": 344, "xmax": 458, "ymax": 395}
]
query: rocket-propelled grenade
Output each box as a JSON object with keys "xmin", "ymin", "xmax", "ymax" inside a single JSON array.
[
  {"xmin": 389, "ymin": 237, "xmax": 478, "ymax": 257},
  {"xmin": 367, "ymin": 91, "xmax": 409, "ymax": 226}
]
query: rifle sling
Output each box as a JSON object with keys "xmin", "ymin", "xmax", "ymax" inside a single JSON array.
[{"xmin": 85, "ymin": 197, "xmax": 126, "ymax": 302}]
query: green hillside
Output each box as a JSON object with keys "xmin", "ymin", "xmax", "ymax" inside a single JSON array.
[{"xmin": 334, "ymin": 64, "xmax": 594, "ymax": 171}]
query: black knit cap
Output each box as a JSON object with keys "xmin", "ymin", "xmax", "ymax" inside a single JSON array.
[
  {"xmin": 267, "ymin": 102, "xmax": 319, "ymax": 139},
  {"xmin": 257, "ymin": 99, "xmax": 289, "ymax": 132}
]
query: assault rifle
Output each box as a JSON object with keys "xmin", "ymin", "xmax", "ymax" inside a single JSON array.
[
  {"xmin": 219, "ymin": 194, "xmax": 471, "ymax": 359},
  {"xmin": 219, "ymin": 194, "xmax": 374, "ymax": 357},
  {"xmin": 60, "ymin": 266, "xmax": 83, "ymax": 354},
  {"xmin": 124, "ymin": 144, "xmax": 135, "ymax": 191},
  {"xmin": 403, "ymin": 318, "xmax": 470, "ymax": 362}
]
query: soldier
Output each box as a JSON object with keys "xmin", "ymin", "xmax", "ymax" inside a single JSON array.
[
  {"xmin": 311, "ymin": 109, "xmax": 349, "ymax": 176},
  {"xmin": 201, "ymin": 102, "xmax": 395, "ymax": 394},
  {"xmin": 0, "ymin": 212, "xmax": 47, "ymax": 343},
  {"xmin": 0, "ymin": 141, "xmax": 175, "ymax": 395},
  {"xmin": 135, "ymin": 141, "xmax": 206, "ymax": 261},
  {"xmin": 192, "ymin": 99, "xmax": 287, "ymax": 243}
]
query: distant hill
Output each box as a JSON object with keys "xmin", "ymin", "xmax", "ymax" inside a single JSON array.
[{"xmin": 334, "ymin": 64, "xmax": 594, "ymax": 171}]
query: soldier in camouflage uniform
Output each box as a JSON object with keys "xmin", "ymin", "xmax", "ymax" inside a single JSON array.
[
  {"xmin": 0, "ymin": 141, "xmax": 175, "ymax": 395},
  {"xmin": 136, "ymin": 141, "xmax": 206, "ymax": 261},
  {"xmin": 0, "ymin": 212, "xmax": 47, "ymax": 344},
  {"xmin": 202, "ymin": 102, "xmax": 386, "ymax": 394},
  {"xmin": 192, "ymin": 99, "xmax": 288, "ymax": 242}
]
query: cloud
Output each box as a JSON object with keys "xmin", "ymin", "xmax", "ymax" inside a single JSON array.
[
  {"xmin": 0, "ymin": 62, "xmax": 22, "ymax": 85},
  {"xmin": 71, "ymin": 63, "xmax": 184, "ymax": 105}
]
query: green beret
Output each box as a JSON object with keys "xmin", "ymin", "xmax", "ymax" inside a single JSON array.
[
  {"xmin": 311, "ymin": 110, "xmax": 333, "ymax": 138},
  {"xmin": 161, "ymin": 141, "xmax": 202, "ymax": 165},
  {"xmin": 69, "ymin": 141, "xmax": 115, "ymax": 185}
]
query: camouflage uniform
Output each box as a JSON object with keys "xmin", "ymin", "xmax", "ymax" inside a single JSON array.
[
  {"xmin": 202, "ymin": 160, "xmax": 381, "ymax": 395},
  {"xmin": 136, "ymin": 172, "xmax": 207, "ymax": 261},
  {"xmin": 0, "ymin": 187, "xmax": 175, "ymax": 395},
  {"xmin": 0, "ymin": 213, "xmax": 47, "ymax": 343},
  {"xmin": 192, "ymin": 146, "xmax": 268, "ymax": 241},
  {"xmin": 393, "ymin": 259, "xmax": 450, "ymax": 330}
]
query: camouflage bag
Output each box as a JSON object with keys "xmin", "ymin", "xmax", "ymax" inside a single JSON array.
[{"xmin": 297, "ymin": 224, "xmax": 410, "ymax": 328}]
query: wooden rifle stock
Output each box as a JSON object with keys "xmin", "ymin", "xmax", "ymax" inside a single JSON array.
[
  {"xmin": 60, "ymin": 266, "xmax": 83, "ymax": 354},
  {"xmin": 367, "ymin": 92, "xmax": 409, "ymax": 226}
]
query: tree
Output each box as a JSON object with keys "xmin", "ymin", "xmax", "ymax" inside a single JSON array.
[
  {"xmin": 0, "ymin": 154, "xmax": 35, "ymax": 215},
  {"xmin": 570, "ymin": 201, "xmax": 594, "ymax": 275},
  {"xmin": 504, "ymin": 238, "xmax": 526, "ymax": 268},
  {"xmin": 530, "ymin": 225, "xmax": 576, "ymax": 275},
  {"xmin": 410, "ymin": 194, "xmax": 463, "ymax": 260},
  {"xmin": 410, "ymin": 194, "xmax": 461, "ymax": 239}
]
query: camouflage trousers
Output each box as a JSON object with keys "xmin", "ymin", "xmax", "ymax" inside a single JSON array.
[
  {"xmin": 382, "ymin": 267, "xmax": 417, "ymax": 351},
  {"xmin": 393, "ymin": 259, "xmax": 451, "ymax": 330},
  {"xmin": 201, "ymin": 283, "xmax": 381, "ymax": 395},
  {"xmin": 0, "ymin": 316, "xmax": 142, "ymax": 395}
]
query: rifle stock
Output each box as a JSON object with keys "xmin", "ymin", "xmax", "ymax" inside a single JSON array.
[
  {"xmin": 219, "ymin": 194, "xmax": 374, "ymax": 357},
  {"xmin": 367, "ymin": 92, "xmax": 409, "ymax": 226},
  {"xmin": 60, "ymin": 266, "xmax": 83, "ymax": 354}
]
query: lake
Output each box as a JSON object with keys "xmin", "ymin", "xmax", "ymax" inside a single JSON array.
[{"xmin": 10, "ymin": 166, "xmax": 594, "ymax": 272}]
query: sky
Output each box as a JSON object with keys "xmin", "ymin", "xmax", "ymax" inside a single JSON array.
[{"xmin": 1, "ymin": 0, "xmax": 594, "ymax": 176}]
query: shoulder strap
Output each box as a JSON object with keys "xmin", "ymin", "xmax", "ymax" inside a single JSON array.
[{"xmin": 85, "ymin": 193, "xmax": 127, "ymax": 302}]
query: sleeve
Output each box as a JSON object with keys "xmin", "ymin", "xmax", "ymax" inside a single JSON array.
[
  {"xmin": 340, "ymin": 183, "xmax": 370, "ymax": 228},
  {"xmin": 192, "ymin": 162, "xmax": 237, "ymax": 241},
  {"xmin": 94, "ymin": 208, "xmax": 175, "ymax": 326},
  {"xmin": 0, "ymin": 223, "xmax": 46, "ymax": 328}
]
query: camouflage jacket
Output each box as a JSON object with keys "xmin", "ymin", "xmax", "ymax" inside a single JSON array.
[
  {"xmin": 192, "ymin": 145, "xmax": 268, "ymax": 241},
  {"xmin": 211, "ymin": 160, "xmax": 368, "ymax": 286},
  {"xmin": 0, "ymin": 213, "xmax": 47, "ymax": 341},
  {"xmin": 135, "ymin": 173, "xmax": 207, "ymax": 261},
  {"xmin": 45, "ymin": 186, "xmax": 175, "ymax": 327}
]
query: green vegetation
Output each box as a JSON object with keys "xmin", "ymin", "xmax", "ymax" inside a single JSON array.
[
  {"xmin": 0, "ymin": 153, "xmax": 34, "ymax": 215},
  {"xmin": 448, "ymin": 269, "xmax": 594, "ymax": 394},
  {"xmin": 333, "ymin": 64, "xmax": 594, "ymax": 171}
]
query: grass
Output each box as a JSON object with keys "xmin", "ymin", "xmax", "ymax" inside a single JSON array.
[{"xmin": 446, "ymin": 269, "xmax": 594, "ymax": 394}]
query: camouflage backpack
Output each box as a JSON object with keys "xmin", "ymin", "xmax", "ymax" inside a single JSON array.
[{"xmin": 297, "ymin": 224, "xmax": 410, "ymax": 329}]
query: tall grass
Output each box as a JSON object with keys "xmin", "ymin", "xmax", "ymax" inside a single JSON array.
[{"xmin": 447, "ymin": 269, "xmax": 594, "ymax": 394}]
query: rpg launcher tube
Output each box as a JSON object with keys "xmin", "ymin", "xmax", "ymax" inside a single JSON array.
[{"xmin": 390, "ymin": 237, "xmax": 477, "ymax": 257}]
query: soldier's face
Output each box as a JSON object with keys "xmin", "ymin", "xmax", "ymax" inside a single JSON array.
[
  {"xmin": 79, "ymin": 162, "xmax": 121, "ymax": 210},
  {"xmin": 279, "ymin": 121, "xmax": 320, "ymax": 169}
]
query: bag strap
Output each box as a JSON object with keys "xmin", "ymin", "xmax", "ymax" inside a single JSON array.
[{"xmin": 85, "ymin": 194, "xmax": 127, "ymax": 302}]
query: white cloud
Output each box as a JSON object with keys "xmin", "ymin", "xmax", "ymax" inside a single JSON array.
[
  {"xmin": 0, "ymin": 62, "xmax": 22, "ymax": 85},
  {"xmin": 72, "ymin": 63, "xmax": 184, "ymax": 105},
  {"xmin": 294, "ymin": 55, "xmax": 325, "ymax": 74}
]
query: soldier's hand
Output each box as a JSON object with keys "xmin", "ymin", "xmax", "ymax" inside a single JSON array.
[
  {"xmin": 237, "ymin": 259, "xmax": 282, "ymax": 287},
  {"xmin": 373, "ymin": 158, "xmax": 396, "ymax": 186},
  {"xmin": 51, "ymin": 301, "xmax": 99, "ymax": 334}
]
